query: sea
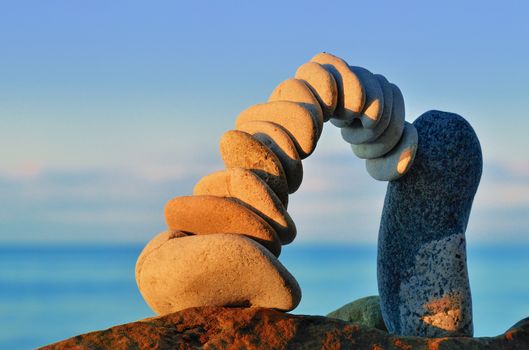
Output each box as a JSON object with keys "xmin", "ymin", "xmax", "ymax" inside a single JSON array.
[{"xmin": 1, "ymin": 243, "xmax": 528, "ymax": 349}]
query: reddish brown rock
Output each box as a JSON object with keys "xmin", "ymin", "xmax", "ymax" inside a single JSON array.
[{"xmin": 41, "ymin": 307, "xmax": 529, "ymax": 350}]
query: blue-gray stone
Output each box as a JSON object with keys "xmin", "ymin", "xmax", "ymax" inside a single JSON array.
[{"xmin": 377, "ymin": 110, "xmax": 482, "ymax": 337}]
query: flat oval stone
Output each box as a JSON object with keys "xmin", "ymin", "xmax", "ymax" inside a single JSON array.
[
  {"xmin": 341, "ymin": 74, "xmax": 393, "ymax": 145},
  {"xmin": 220, "ymin": 129, "xmax": 289, "ymax": 206},
  {"xmin": 310, "ymin": 52, "xmax": 365, "ymax": 126},
  {"xmin": 294, "ymin": 62, "xmax": 338, "ymax": 122},
  {"xmin": 193, "ymin": 168, "xmax": 296, "ymax": 244},
  {"xmin": 349, "ymin": 66, "xmax": 384, "ymax": 129},
  {"xmin": 237, "ymin": 120, "xmax": 303, "ymax": 194},
  {"xmin": 365, "ymin": 122, "xmax": 418, "ymax": 181},
  {"xmin": 136, "ymin": 233, "xmax": 301, "ymax": 315},
  {"xmin": 164, "ymin": 195, "xmax": 282, "ymax": 256},
  {"xmin": 235, "ymin": 101, "xmax": 318, "ymax": 159},
  {"xmin": 268, "ymin": 78, "xmax": 324, "ymax": 138},
  {"xmin": 351, "ymin": 83, "xmax": 405, "ymax": 159},
  {"xmin": 378, "ymin": 110, "xmax": 482, "ymax": 337}
]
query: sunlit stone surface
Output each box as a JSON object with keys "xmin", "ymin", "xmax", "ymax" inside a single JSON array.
[{"xmin": 378, "ymin": 110, "xmax": 482, "ymax": 337}]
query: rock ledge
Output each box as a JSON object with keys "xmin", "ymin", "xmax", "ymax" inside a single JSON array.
[{"xmin": 41, "ymin": 306, "xmax": 529, "ymax": 350}]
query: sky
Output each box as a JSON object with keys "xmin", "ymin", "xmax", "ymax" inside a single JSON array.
[{"xmin": 1, "ymin": 0, "xmax": 529, "ymax": 245}]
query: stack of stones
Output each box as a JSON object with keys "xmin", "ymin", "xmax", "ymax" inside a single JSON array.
[
  {"xmin": 135, "ymin": 52, "xmax": 418, "ymax": 316},
  {"xmin": 312, "ymin": 53, "xmax": 419, "ymax": 181}
]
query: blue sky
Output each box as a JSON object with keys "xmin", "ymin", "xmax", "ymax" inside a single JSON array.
[{"xmin": 1, "ymin": 1, "xmax": 529, "ymax": 245}]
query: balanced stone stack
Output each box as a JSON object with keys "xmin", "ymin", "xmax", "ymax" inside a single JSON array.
[{"xmin": 135, "ymin": 52, "xmax": 418, "ymax": 317}]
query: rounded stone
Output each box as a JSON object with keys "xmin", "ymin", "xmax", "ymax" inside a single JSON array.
[
  {"xmin": 235, "ymin": 101, "xmax": 318, "ymax": 159},
  {"xmin": 310, "ymin": 52, "xmax": 365, "ymax": 126},
  {"xmin": 136, "ymin": 233, "xmax": 301, "ymax": 315},
  {"xmin": 378, "ymin": 110, "xmax": 482, "ymax": 337},
  {"xmin": 236, "ymin": 120, "xmax": 303, "ymax": 194},
  {"xmin": 294, "ymin": 61, "xmax": 338, "ymax": 122},
  {"xmin": 164, "ymin": 195, "xmax": 282, "ymax": 256},
  {"xmin": 365, "ymin": 122, "xmax": 418, "ymax": 181},
  {"xmin": 341, "ymin": 74, "xmax": 393, "ymax": 145},
  {"xmin": 349, "ymin": 66, "xmax": 384, "ymax": 129},
  {"xmin": 220, "ymin": 129, "xmax": 289, "ymax": 206},
  {"xmin": 351, "ymin": 83, "xmax": 405, "ymax": 159},
  {"xmin": 268, "ymin": 78, "xmax": 324, "ymax": 138},
  {"xmin": 327, "ymin": 296, "xmax": 387, "ymax": 331},
  {"xmin": 193, "ymin": 168, "xmax": 296, "ymax": 244}
]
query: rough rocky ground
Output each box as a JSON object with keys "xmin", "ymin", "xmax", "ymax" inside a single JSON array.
[{"xmin": 41, "ymin": 306, "xmax": 529, "ymax": 349}]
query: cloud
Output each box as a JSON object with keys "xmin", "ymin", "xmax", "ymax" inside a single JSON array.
[{"xmin": 1, "ymin": 152, "xmax": 528, "ymax": 244}]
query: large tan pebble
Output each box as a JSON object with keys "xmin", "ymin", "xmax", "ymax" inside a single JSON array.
[
  {"xmin": 135, "ymin": 230, "xmax": 189, "ymax": 283},
  {"xmin": 310, "ymin": 52, "xmax": 365, "ymax": 126},
  {"xmin": 136, "ymin": 233, "xmax": 301, "ymax": 315},
  {"xmin": 235, "ymin": 101, "xmax": 318, "ymax": 159},
  {"xmin": 341, "ymin": 74, "xmax": 393, "ymax": 145},
  {"xmin": 237, "ymin": 120, "xmax": 303, "ymax": 194},
  {"xmin": 295, "ymin": 61, "xmax": 338, "ymax": 122},
  {"xmin": 193, "ymin": 168, "xmax": 296, "ymax": 244},
  {"xmin": 268, "ymin": 78, "xmax": 324, "ymax": 138},
  {"xmin": 220, "ymin": 130, "xmax": 289, "ymax": 206},
  {"xmin": 164, "ymin": 195, "xmax": 281, "ymax": 256},
  {"xmin": 349, "ymin": 66, "xmax": 384, "ymax": 129},
  {"xmin": 351, "ymin": 83, "xmax": 405, "ymax": 159},
  {"xmin": 366, "ymin": 122, "xmax": 418, "ymax": 181}
]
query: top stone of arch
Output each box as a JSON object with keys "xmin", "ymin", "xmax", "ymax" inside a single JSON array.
[{"xmin": 310, "ymin": 52, "xmax": 365, "ymax": 126}]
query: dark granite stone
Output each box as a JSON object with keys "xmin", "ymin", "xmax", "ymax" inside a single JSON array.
[{"xmin": 377, "ymin": 110, "xmax": 482, "ymax": 337}]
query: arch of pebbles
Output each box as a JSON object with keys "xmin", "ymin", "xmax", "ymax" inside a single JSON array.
[{"xmin": 135, "ymin": 52, "xmax": 419, "ymax": 316}]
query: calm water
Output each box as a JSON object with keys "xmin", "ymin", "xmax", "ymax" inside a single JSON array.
[{"xmin": 0, "ymin": 244, "xmax": 528, "ymax": 349}]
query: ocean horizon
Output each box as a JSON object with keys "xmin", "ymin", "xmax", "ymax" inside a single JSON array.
[{"xmin": 1, "ymin": 242, "xmax": 528, "ymax": 349}]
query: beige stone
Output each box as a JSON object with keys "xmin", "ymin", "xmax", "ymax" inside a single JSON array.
[
  {"xmin": 220, "ymin": 130, "xmax": 289, "ymax": 206},
  {"xmin": 237, "ymin": 120, "xmax": 303, "ymax": 194},
  {"xmin": 351, "ymin": 83, "xmax": 405, "ymax": 159},
  {"xmin": 295, "ymin": 61, "xmax": 338, "ymax": 122},
  {"xmin": 349, "ymin": 66, "xmax": 384, "ymax": 129},
  {"xmin": 135, "ymin": 230, "xmax": 189, "ymax": 284},
  {"xmin": 366, "ymin": 122, "xmax": 418, "ymax": 181},
  {"xmin": 235, "ymin": 101, "xmax": 318, "ymax": 159},
  {"xmin": 310, "ymin": 52, "xmax": 365, "ymax": 127},
  {"xmin": 164, "ymin": 195, "xmax": 281, "ymax": 256},
  {"xmin": 193, "ymin": 168, "xmax": 296, "ymax": 244},
  {"xmin": 268, "ymin": 78, "xmax": 324, "ymax": 138},
  {"xmin": 341, "ymin": 74, "xmax": 393, "ymax": 145},
  {"xmin": 136, "ymin": 233, "xmax": 301, "ymax": 315}
]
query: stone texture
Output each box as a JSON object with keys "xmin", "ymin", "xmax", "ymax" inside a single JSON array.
[
  {"xmin": 341, "ymin": 74, "xmax": 393, "ymax": 145},
  {"xmin": 193, "ymin": 168, "xmax": 296, "ymax": 244},
  {"xmin": 164, "ymin": 195, "xmax": 281, "ymax": 256},
  {"xmin": 135, "ymin": 234, "xmax": 300, "ymax": 315},
  {"xmin": 310, "ymin": 52, "xmax": 365, "ymax": 127},
  {"xmin": 237, "ymin": 120, "xmax": 303, "ymax": 194},
  {"xmin": 378, "ymin": 110, "xmax": 482, "ymax": 337},
  {"xmin": 366, "ymin": 122, "xmax": 418, "ymax": 181},
  {"xmin": 349, "ymin": 66, "xmax": 384, "ymax": 129},
  {"xmin": 235, "ymin": 101, "xmax": 318, "ymax": 159},
  {"xmin": 42, "ymin": 307, "xmax": 529, "ymax": 350},
  {"xmin": 220, "ymin": 129, "xmax": 289, "ymax": 206},
  {"xmin": 268, "ymin": 78, "xmax": 324, "ymax": 138},
  {"xmin": 351, "ymin": 83, "xmax": 405, "ymax": 159},
  {"xmin": 295, "ymin": 61, "xmax": 338, "ymax": 121},
  {"xmin": 327, "ymin": 296, "xmax": 387, "ymax": 331}
]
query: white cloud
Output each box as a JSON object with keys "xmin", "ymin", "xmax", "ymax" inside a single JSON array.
[{"xmin": 1, "ymin": 150, "xmax": 528, "ymax": 244}]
